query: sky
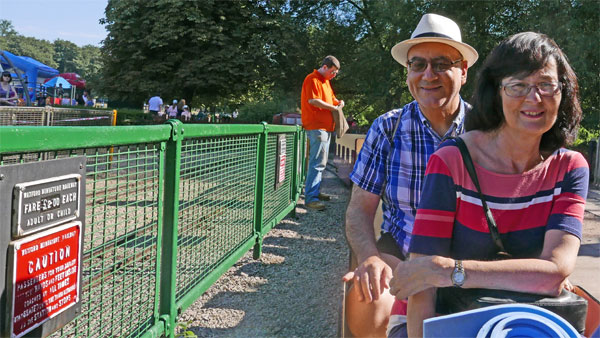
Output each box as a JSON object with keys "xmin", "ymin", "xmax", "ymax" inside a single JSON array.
[{"xmin": 0, "ymin": 0, "xmax": 109, "ymax": 47}]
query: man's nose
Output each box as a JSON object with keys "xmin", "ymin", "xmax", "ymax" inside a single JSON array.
[{"xmin": 421, "ymin": 63, "xmax": 438, "ymax": 79}]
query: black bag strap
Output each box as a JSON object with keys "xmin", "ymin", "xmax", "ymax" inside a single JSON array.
[{"xmin": 454, "ymin": 137, "xmax": 507, "ymax": 253}]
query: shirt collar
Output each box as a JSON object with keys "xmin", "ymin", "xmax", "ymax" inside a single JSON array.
[
  {"xmin": 313, "ymin": 69, "xmax": 326, "ymax": 81},
  {"xmin": 416, "ymin": 97, "xmax": 466, "ymax": 138}
]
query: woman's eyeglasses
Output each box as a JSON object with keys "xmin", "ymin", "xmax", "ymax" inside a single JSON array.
[
  {"xmin": 502, "ymin": 82, "xmax": 562, "ymax": 97},
  {"xmin": 407, "ymin": 58, "xmax": 463, "ymax": 73}
]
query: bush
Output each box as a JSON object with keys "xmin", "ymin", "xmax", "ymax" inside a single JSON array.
[
  {"xmin": 115, "ymin": 108, "xmax": 154, "ymax": 125},
  {"xmin": 573, "ymin": 125, "xmax": 600, "ymax": 148},
  {"xmin": 237, "ymin": 97, "xmax": 297, "ymax": 124}
]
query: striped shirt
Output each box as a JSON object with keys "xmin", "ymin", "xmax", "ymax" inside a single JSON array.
[
  {"xmin": 350, "ymin": 99, "xmax": 468, "ymax": 256},
  {"xmin": 410, "ymin": 140, "xmax": 589, "ymax": 259}
]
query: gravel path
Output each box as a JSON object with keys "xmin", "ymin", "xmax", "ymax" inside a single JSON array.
[{"xmin": 178, "ymin": 168, "xmax": 351, "ymax": 337}]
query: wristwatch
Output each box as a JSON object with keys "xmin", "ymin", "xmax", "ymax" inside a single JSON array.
[{"xmin": 451, "ymin": 260, "xmax": 466, "ymax": 287}]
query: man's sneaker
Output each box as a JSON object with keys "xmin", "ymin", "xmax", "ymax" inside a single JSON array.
[
  {"xmin": 318, "ymin": 193, "xmax": 333, "ymax": 201},
  {"xmin": 305, "ymin": 201, "xmax": 326, "ymax": 211}
]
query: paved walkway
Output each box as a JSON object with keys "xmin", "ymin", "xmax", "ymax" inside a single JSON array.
[
  {"xmin": 586, "ymin": 187, "xmax": 600, "ymax": 218},
  {"xmin": 570, "ymin": 186, "xmax": 600, "ymax": 299}
]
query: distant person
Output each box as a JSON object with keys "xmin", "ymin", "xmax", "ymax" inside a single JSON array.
[
  {"xmin": 56, "ymin": 83, "xmax": 64, "ymax": 99},
  {"xmin": 83, "ymin": 91, "xmax": 94, "ymax": 106},
  {"xmin": 300, "ymin": 55, "xmax": 344, "ymax": 211},
  {"xmin": 36, "ymin": 92, "xmax": 47, "ymax": 106},
  {"xmin": 177, "ymin": 99, "xmax": 186, "ymax": 118},
  {"xmin": 232, "ymin": 109, "xmax": 239, "ymax": 119},
  {"xmin": 181, "ymin": 105, "xmax": 191, "ymax": 122},
  {"xmin": 167, "ymin": 100, "xmax": 178, "ymax": 119},
  {"xmin": 148, "ymin": 93, "xmax": 163, "ymax": 121},
  {"xmin": 76, "ymin": 93, "xmax": 85, "ymax": 106},
  {"xmin": 0, "ymin": 71, "xmax": 18, "ymax": 106},
  {"xmin": 82, "ymin": 91, "xmax": 90, "ymax": 103}
]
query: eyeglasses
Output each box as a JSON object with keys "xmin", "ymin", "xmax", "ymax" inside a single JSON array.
[
  {"xmin": 407, "ymin": 58, "xmax": 463, "ymax": 73},
  {"xmin": 501, "ymin": 82, "xmax": 562, "ymax": 97}
]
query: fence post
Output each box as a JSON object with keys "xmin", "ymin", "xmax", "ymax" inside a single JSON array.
[
  {"xmin": 290, "ymin": 126, "xmax": 302, "ymax": 217},
  {"xmin": 253, "ymin": 122, "xmax": 268, "ymax": 259},
  {"xmin": 159, "ymin": 119, "xmax": 184, "ymax": 337}
]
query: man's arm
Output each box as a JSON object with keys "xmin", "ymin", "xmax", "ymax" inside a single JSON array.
[
  {"xmin": 308, "ymin": 98, "xmax": 343, "ymax": 113},
  {"xmin": 344, "ymin": 185, "xmax": 399, "ymax": 302}
]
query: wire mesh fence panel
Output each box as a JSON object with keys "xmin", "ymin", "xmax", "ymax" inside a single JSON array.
[
  {"xmin": 175, "ymin": 135, "xmax": 259, "ymax": 300},
  {"xmin": 262, "ymin": 133, "xmax": 295, "ymax": 226},
  {"xmin": 0, "ymin": 107, "xmax": 46, "ymax": 126},
  {"xmin": 49, "ymin": 108, "xmax": 113, "ymax": 126},
  {"xmin": 0, "ymin": 144, "xmax": 162, "ymax": 338}
]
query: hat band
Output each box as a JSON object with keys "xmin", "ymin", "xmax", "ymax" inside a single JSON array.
[{"xmin": 412, "ymin": 32, "xmax": 455, "ymax": 41}]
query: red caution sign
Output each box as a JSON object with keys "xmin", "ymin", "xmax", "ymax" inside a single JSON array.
[{"xmin": 9, "ymin": 222, "xmax": 81, "ymax": 338}]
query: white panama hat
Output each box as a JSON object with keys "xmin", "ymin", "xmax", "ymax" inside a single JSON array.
[{"xmin": 391, "ymin": 13, "xmax": 478, "ymax": 68}]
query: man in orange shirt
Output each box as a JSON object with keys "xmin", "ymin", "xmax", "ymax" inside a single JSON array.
[{"xmin": 301, "ymin": 55, "xmax": 345, "ymax": 211}]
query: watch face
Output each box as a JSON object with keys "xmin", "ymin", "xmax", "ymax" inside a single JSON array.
[{"xmin": 454, "ymin": 272, "xmax": 465, "ymax": 284}]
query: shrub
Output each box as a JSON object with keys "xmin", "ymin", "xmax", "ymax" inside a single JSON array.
[{"xmin": 115, "ymin": 108, "xmax": 154, "ymax": 125}]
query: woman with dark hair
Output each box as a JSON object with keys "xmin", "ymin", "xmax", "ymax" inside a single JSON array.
[
  {"xmin": 0, "ymin": 71, "xmax": 18, "ymax": 106},
  {"xmin": 387, "ymin": 32, "xmax": 588, "ymax": 337}
]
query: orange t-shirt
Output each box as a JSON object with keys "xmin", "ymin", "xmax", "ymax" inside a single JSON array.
[{"xmin": 301, "ymin": 70, "xmax": 339, "ymax": 131}]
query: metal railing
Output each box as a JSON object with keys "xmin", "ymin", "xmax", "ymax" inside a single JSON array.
[
  {"xmin": 0, "ymin": 120, "xmax": 306, "ymax": 338},
  {"xmin": 0, "ymin": 106, "xmax": 116, "ymax": 126}
]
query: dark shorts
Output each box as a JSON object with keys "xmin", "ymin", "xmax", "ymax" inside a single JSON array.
[
  {"xmin": 375, "ymin": 232, "xmax": 406, "ymax": 261},
  {"xmin": 387, "ymin": 322, "xmax": 408, "ymax": 338}
]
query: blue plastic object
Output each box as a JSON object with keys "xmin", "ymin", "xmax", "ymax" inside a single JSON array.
[
  {"xmin": 423, "ymin": 304, "xmax": 579, "ymax": 338},
  {"xmin": 0, "ymin": 50, "xmax": 59, "ymax": 88}
]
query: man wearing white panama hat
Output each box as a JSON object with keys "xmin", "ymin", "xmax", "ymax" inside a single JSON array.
[{"xmin": 342, "ymin": 13, "xmax": 478, "ymax": 337}]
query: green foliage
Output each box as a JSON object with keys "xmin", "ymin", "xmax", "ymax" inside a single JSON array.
[
  {"xmin": 574, "ymin": 126, "xmax": 600, "ymax": 148},
  {"xmin": 175, "ymin": 320, "xmax": 197, "ymax": 338},
  {"xmin": 237, "ymin": 90, "xmax": 298, "ymax": 124},
  {"xmin": 54, "ymin": 39, "xmax": 79, "ymax": 73},
  {"xmin": 114, "ymin": 108, "xmax": 154, "ymax": 125},
  {"xmin": 100, "ymin": 0, "xmax": 286, "ymax": 106}
]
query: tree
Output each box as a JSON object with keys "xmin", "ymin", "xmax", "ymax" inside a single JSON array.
[
  {"xmin": 53, "ymin": 39, "xmax": 79, "ymax": 73},
  {"xmin": 0, "ymin": 19, "xmax": 56, "ymax": 68},
  {"xmin": 73, "ymin": 45, "xmax": 103, "ymax": 92},
  {"xmin": 100, "ymin": 0, "xmax": 285, "ymax": 106},
  {"xmin": 0, "ymin": 19, "xmax": 17, "ymax": 39}
]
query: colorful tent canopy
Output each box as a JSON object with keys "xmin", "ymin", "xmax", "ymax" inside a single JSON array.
[{"xmin": 42, "ymin": 76, "xmax": 72, "ymax": 89}]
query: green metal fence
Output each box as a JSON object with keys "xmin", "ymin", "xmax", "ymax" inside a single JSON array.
[
  {"xmin": 0, "ymin": 120, "xmax": 305, "ymax": 338},
  {"xmin": 0, "ymin": 106, "xmax": 116, "ymax": 126}
]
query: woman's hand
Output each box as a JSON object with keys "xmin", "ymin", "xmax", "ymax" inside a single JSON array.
[
  {"xmin": 389, "ymin": 255, "xmax": 452, "ymax": 300},
  {"xmin": 561, "ymin": 278, "xmax": 574, "ymax": 292}
]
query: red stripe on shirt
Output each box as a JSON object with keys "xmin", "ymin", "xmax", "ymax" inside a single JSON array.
[
  {"xmin": 551, "ymin": 192, "xmax": 586, "ymax": 221},
  {"xmin": 412, "ymin": 209, "xmax": 455, "ymax": 238}
]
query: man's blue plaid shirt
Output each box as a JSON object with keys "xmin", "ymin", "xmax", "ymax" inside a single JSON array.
[{"xmin": 350, "ymin": 99, "xmax": 468, "ymax": 256}]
